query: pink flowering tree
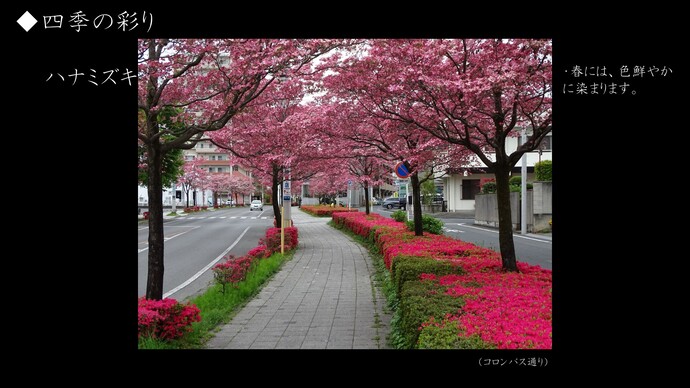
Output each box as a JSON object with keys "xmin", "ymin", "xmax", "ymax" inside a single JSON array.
[
  {"xmin": 317, "ymin": 94, "xmax": 468, "ymax": 235},
  {"xmin": 138, "ymin": 39, "xmax": 352, "ymax": 299},
  {"xmin": 344, "ymin": 150, "xmax": 389, "ymax": 215},
  {"xmin": 308, "ymin": 169, "xmax": 348, "ymax": 203},
  {"xmin": 227, "ymin": 172, "xmax": 254, "ymax": 205},
  {"xmin": 210, "ymin": 78, "xmax": 332, "ymax": 226},
  {"xmin": 208, "ymin": 173, "xmax": 229, "ymax": 206},
  {"xmin": 177, "ymin": 157, "xmax": 208, "ymax": 208},
  {"xmin": 326, "ymin": 39, "xmax": 552, "ymax": 271}
]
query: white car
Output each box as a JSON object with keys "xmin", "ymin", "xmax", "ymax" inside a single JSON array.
[{"xmin": 249, "ymin": 200, "xmax": 263, "ymax": 211}]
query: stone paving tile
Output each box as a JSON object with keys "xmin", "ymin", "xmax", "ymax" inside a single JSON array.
[{"xmin": 206, "ymin": 209, "xmax": 391, "ymax": 350}]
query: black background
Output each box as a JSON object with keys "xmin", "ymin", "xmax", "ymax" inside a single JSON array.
[{"xmin": 8, "ymin": 5, "xmax": 681, "ymax": 375}]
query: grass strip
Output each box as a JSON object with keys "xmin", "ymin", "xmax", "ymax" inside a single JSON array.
[{"xmin": 138, "ymin": 250, "xmax": 294, "ymax": 349}]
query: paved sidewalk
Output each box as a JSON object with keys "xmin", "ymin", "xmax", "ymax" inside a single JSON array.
[{"xmin": 206, "ymin": 208, "xmax": 391, "ymax": 349}]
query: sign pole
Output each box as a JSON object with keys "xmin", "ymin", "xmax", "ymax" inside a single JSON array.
[
  {"xmin": 394, "ymin": 162, "xmax": 412, "ymax": 221},
  {"xmin": 369, "ymin": 185, "xmax": 373, "ymax": 213},
  {"xmin": 280, "ymin": 206, "xmax": 285, "ymax": 254},
  {"xmin": 406, "ymin": 182, "xmax": 411, "ymax": 221},
  {"xmin": 283, "ymin": 167, "xmax": 291, "ymax": 230},
  {"xmin": 347, "ymin": 180, "xmax": 352, "ymax": 210}
]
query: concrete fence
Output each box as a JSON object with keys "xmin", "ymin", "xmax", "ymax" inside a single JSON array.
[
  {"xmin": 475, "ymin": 181, "xmax": 552, "ymax": 232},
  {"xmin": 531, "ymin": 181, "xmax": 552, "ymax": 231},
  {"xmin": 300, "ymin": 197, "xmax": 320, "ymax": 206}
]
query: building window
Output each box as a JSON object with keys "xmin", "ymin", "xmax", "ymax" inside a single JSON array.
[
  {"xmin": 208, "ymin": 167, "xmax": 213, "ymax": 172},
  {"xmin": 217, "ymin": 155, "xmax": 224, "ymax": 160},
  {"xmin": 199, "ymin": 143, "xmax": 204, "ymax": 149},
  {"xmin": 184, "ymin": 155, "xmax": 194, "ymax": 161},
  {"xmin": 217, "ymin": 167, "xmax": 223, "ymax": 172},
  {"xmin": 518, "ymin": 134, "xmax": 552, "ymax": 151},
  {"xmin": 539, "ymin": 135, "xmax": 552, "ymax": 151},
  {"xmin": 232, "ymin": 165, "xmax": 239, "ymax": 172},
  {"xmin": 462, "ymin": 179, "xmax": 480, "ymax": 200}
]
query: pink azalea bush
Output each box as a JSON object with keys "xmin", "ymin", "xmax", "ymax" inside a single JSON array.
[
  {"xmin": 213, "ymin": 255, "xmax": 255, "ymax": 292},
  {"xmin": 138, "ymin": 298, "xmax": 201, "ymax": 340},
  {"xmin": 263, "ymin": 227, "xmax": 299, "ymax": 252},
  {"xmin": 139, "ymin": 226, "xmax": 300, "ymax": 342},
  {"xmin": 333, "ymin": 210, "xmax": 552, "ymax": 349},
  {"xmin": 333, "ymin": 211, "xmax": 400, "ymax": 241},
  {"xmin": 247, "ymin": 245, "xmax": 270, "ymax": 259},
  {"xmin": 213, "ymin": 227, "xmax": 299, "ymax": 292},
  {"xmin": 302, "ymin": 205, "xmax": 359, "ymax": 217}
]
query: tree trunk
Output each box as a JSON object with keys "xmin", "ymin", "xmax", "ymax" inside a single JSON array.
[
  {"xmin": 494, "ymin": 164, "xmax": 519, "ymax": 272},
  {"xmin": 146, "ymin": 142, "xmax": 165, "ymax": 300},
  {"xmin": 410, "ymin": 172, "xmax": 423, "ymax": 236},
  {"xmin": 364, "ymin": 181, "xmax": 370, "ymax": 215},
  {"xmin": 272, "ymin": 166, "xmax": 282, "ymax": 228},
  {"xmin": 184, "ymin": 188, "xmax": 190, "ymax": 208}
]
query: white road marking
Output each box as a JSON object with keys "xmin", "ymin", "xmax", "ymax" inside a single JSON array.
[
  {"xmin": 240, "ymin": 216, "xmax": 247, "ymax": 219},
  {"xmin": 163, "ymin": 226, "xmax": 251, "ymax": 299},
  {"xmin": 220, "ymin": 217, "xmax": 226, "ymax": 219},
  {"xmin": 230, "ymin": 216, "xmax": 237, "ymax": 219},
  {"xmin": 138, "ymin": 226, "xmax": 200, "ymax": 253},
  {"xmin": 455, "ymin": 223, "xmax": 551, "ymax": 244},
  {"xmin": 209, "ymin": 216, "xmax": 217, "ymax": 219},
  {"xmin": 251, "ymin": 217, "xmax": 257, "ymax": 219},
  {"xmin": 514, "ymin": 235, "xmax": 552, "ymax": 243},
  {"xmin": 261, "ymin": 217, "xmax": 268, "ymax": 219}
]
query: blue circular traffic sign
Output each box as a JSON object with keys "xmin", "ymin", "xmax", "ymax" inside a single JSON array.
[{"xmin": 395, "ymin": 162, "xmax": 410, "ymax": 179}]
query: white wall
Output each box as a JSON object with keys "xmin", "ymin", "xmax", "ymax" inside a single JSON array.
[
  {"xmin": 445, "ymin": 173, "xmax": 495, "ymax": 212},
  {"xmin": 138, "ymin": 185, "xmax": 182, "ymax": 206}
]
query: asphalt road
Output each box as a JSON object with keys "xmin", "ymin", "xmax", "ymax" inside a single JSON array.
[
  {"xmin": 371, "ymin": 207, "xmax": 552, "ymax": 270},
  {"xmin": 139, "ymin": 204, "xmax": 551, "ymax": 303},
  {"xmin": 138, "ymin": 206, "xmax": 275, "ymax": 302}
]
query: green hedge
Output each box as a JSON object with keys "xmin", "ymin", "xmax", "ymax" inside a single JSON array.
[
  {"xmin": 391, "ymin": 210, "xmax": 407, "ymax": 222},
  {"xmin": 391, "ymin": 256, "xmax": 464, "ymax": 295},
  {"xmin": 417, "ymin": 322, "xmax": 495, "ymax": 349},
  {"xmin": 535, "ymin": 160, "xmax": 552, "ymax": 181},
  {"xmin": 405, "ymin": 214, "xmax": 444, "ymax": 235},
  {"xmin": 481, "ymin": 181, "xmax": 497, "ymax": 194},
  {"xmin": 510, "ymin": 176, "xmax": 534, "ymax": 190},
  {"xmin": 398, "ymin": 281, "xmax": 465, "ymax": 348}
]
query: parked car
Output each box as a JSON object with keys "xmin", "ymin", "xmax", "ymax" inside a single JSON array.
[
  {"xmin": 225, "ymin": 199, "xmax": 235, "ymax": 206},
  {"xmin": 382, "ymin": 197, "xmax": 406, "ymax": 210},
  {"xmin": 249, "ymin": 200, "xmax": 263, "ymax": 211},
  {"xmin": 372, "ymin": 197, "xmax": 382, "ymax": 205}
]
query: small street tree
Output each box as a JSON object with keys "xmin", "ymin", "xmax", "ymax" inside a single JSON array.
[
  {"xmin": 346, "ymin": 39, "xmax": 552, "ymax": 271},
  {"xmin": 177, "ymin": 157, "xmax": 208, "ymax": 208},
  {"xmin": 139, "ymin": 39, "xmax": 349, "ymax": 299}
]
